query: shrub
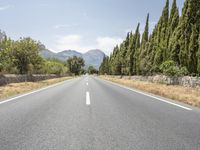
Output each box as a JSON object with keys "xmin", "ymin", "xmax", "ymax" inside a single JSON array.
[{"xmin": 159, "ymin": 60, "xmax": 188, "ymax": 76}]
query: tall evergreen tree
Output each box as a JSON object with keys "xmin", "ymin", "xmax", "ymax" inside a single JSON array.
[
  {"xmin": 152, "ymin": 0, "xmax": 169, "ymax": 72},
  {"xmin": 176, "ymin": 0, "xmax": 200, "ymax": 68},
  {"xmin": 133, "ymin": 24, "xmax": 141, "ymax": 75},
  {"xmin": 188, "ymin": 25, "xmax": 199, "ymax": 73},
  {"xmin": 168, "ymin": 0, "xmax": 179, "ymax": 34},
  {"xmin": 141, "ymin": 14, "xmax": 149, "ymax": 49},
  {"xmin": 99, "ymin": 0, "xmax": 200, "ymax": 77},
  {"xmin": 159, "ymin": 0, "xmax": 169, "ymax": 61},
  {"xmin": 168, "ymin": 0, "xmax": 179, "ymax": 59},
  {"xmin": 121, "ymin": 33, "xmax": 130, "ymax": 75},
  {"xmin": 126, "ymin": 31, "xmax": 134, "ymax": 75},
  {"xmin": 99, "ymin": 56, "xmax": 109, "ymax": 75},
  {"xmin": 139, "ymin": 14, "xmax": 149, "ymax": 74}
]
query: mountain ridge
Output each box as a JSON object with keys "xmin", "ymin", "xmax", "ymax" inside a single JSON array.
[{"xmin": 40, "ymin": 49, "xmax": 106, "ymax": 69}]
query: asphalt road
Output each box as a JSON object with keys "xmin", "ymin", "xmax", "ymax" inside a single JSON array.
[{"xmin": 0, "ymin": 76, "xmax": 200, "ymax": 150}]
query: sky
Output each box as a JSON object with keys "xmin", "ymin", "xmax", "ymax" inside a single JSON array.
[{"xmin": 0, "ymin": 0, "xmax": 184, "ymax": 55}]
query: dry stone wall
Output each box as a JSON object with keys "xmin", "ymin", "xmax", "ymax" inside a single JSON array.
[
  {"xmin": 109, "ymin": 75, "xmax": 200, "ymax": 88},
  {"xmin": 0, "ymin": 74, "xmax": 61, "ymax": 86}
]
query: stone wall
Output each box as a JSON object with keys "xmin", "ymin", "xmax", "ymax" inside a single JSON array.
[
  {"xmin": 0, "ymin": 74, "xmax": 62, "ymax": 86},
  {"xmin": 108, "ymin": 75, "xmax": 200, "ymax": 88}
]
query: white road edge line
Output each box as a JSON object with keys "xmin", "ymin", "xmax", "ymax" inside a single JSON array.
[
  {"xmin": 99, "ymin": 78, "xmax": 192, "ymax": 111},
  {"xmin": 86, "ymin": 91, "xmax": 90, "ymax": 106},
  {"xmin": 0, "ymin": 78, "xmax": 77, "ymax": 105}
]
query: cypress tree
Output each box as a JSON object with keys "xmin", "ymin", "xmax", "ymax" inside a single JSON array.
[
  {"xmin": 170, "ymin": 32, "xmax": 180, "ymax": 64},
  {"xmin": 111, "ymin": 45, "xmax": 122, "ymax": 75},
  {"xmin": 168, "ymin": 0, "xmax": 179, "ymax": 33},
  {"xmin": 122, "ymin": 33, "xmax": 130, "ymax": 75},
  {"xmin": 109, "ymin": 47, "xmax": 115, "ymax": 74},
  {"xmin": 152, "ymin": 0, "xmax": 169, "ymax": 72},
  {"xmin": 133, "ymin": 23, "xmax": 141, "ymax": 75},
  {"xmin": 156, "ymin": 0, "xmax": 169, "ymax": 43},
  {"xmin": 160, "ymin": 0, "xmax": 169, "ymax": 61},
  {"xmin": 119, "ymin": 42, "xmax": 126, "ymax": 75},
  {"xmin": 188, "ymin": 25, "xmax": 198, "ymax": 74},
  {"xmin": 99, "ymin": 0, "xmax": 200, "ymax": 76},
  {"xmin": 99, "ymin": 56, "xmax": 110, "ymax": 75},
  {"xmin": 126, "ymin": 31, "xmax": 134, "ymax": 75},
  {"xmin": 176, "ymin": 0, "xmax": 200, "ymax": 69},
  {"xmin": 139, "ymin": 14, "xmax": 149, "ymax": 75},
  {"xmin": 141, "ymin": 14, "xmax": 149, "ymax": 49},
  {"xmin": 148, "ymin": 25, "xmax": 158, "ymax": 69},
  {"xmin": 168, "ymin": 0, "xmax": 179, "ymax": 59}
]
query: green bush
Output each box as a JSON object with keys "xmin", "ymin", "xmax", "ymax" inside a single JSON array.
[
  {"xmin": 42, "ymin": 60, "xmax": 68, "ymax": 75},
  {"xmin": 159, "ymin": 60, "xmax": 188, "ymax": 76}
]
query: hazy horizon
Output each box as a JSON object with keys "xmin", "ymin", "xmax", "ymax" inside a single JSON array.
[{"xmin": 45, "ymin": 48, "xmax": 106, "ymax": 55}]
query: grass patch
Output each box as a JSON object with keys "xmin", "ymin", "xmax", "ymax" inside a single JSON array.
[
  {"xmin": 100, "ymin": 76, "xmax": 200, "ymax": 107},
  {"xmin": 0, "ymin": 76, "xmax": 73, "ymax": 100}
]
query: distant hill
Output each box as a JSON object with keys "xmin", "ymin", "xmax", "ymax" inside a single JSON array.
[{"xmin": 40, "ymin": 49, "xmax": 106, "ymax": 69}]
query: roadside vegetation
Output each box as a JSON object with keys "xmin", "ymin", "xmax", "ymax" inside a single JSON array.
[
  {"xmin": 0, "ymin": 31, "xmax": 86, "ymax": 76},
  {"xmin": 0, "ymin": 32, "xmax": 86, "ymax": 99},
  {"xmin": 88, "ymin": 66, "xmax": 98, "ymax": 75},
  {"xmin": 0, "ymin": 76, "xmax": 72, "ymax": 100},
  {"xmin": 99, "ymin": 0, "xmax": 200, "ymax": 77},
  {"xmin": 101, "ymin": 76, "xmax": 200, "ymax": 107},
  {"xmin": 99, "ymin": 0, "xmax": 200, "ymax": 107},
  {"xmin": 67, "ymin": 56, "xmax": 85, "ymax": 75}
]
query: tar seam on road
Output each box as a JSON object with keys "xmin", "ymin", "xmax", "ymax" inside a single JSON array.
[
  {"xmin": 0, "ymin": 78, "xmax": 77, "ymax": 105},
  {"xmin": 86, "ymin": 91, "xmax": 90, "ymax": 106},
  {"xmin": 98, "ymin": 78, "xmax": 192, "ymax": 111}
]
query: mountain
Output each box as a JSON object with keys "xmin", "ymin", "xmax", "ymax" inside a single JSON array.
[
  {"xmin": 40, "ymin": 49, "xmax": 106, "ymax": 69},
  {"xmin": 40, "ymin": 49, "xmax": 57, "ymax": 59},
  {"xmin": 57, "ymin": 50, "xmax": 82, "ymax": 61},
  {"xmin": 83, "ymin": 49, "xmax": 106, "ymax": 69}
]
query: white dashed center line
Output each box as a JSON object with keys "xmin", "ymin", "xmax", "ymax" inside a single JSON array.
[{"xmin": 86, "ymin": 91, "xmax": 90, "ymax": 106}]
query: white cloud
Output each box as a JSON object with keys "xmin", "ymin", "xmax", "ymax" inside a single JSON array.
[
  {"xmin": 96, "ymin": 37, "xmax": 123, "ymax": 55},
  {"xmin": 54, "ymin": 35, "xmax": 82, "ymax": 50},
  {"xmin": 54, "ymin": 23, "xmax": 79, "ymax": 29},
  {"xmin": 50, "ymin": 35, "xmax": 123, "ymax": 55},
  {"xmin": 51, "ymin": 35, "xmax": 94, "ymax": 52},
  {"xmin": 0, "ymin": 5, "xmax": 13, "ymax": 11}
]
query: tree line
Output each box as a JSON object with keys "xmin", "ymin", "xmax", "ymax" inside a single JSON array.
[
  {"xmin": 0, "ymin": 31, "xmax": 85, "ymax": 75},
  {"xmin": 100, "ymin": 0, "xmax": 200, "ymax": 76}
]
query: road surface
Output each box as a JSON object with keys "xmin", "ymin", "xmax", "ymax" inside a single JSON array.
[{"xmin": 0, "ymin": 76, "xmax": 200, "ymax": 150}]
